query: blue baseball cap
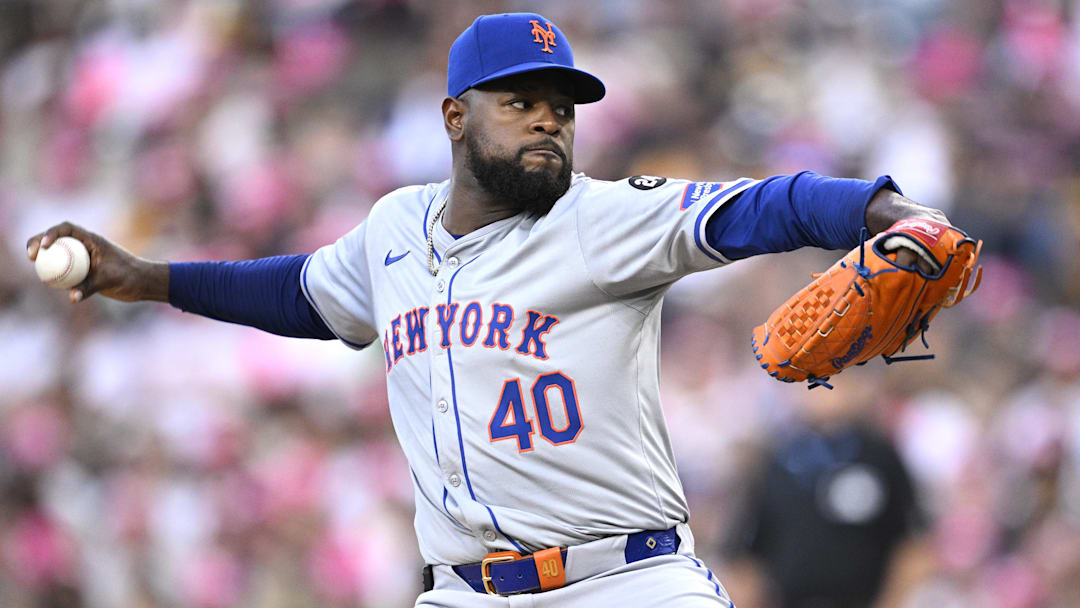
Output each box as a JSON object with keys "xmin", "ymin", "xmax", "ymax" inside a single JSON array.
[{"xmin": 447, "ymin": 13, "xmax": 605, "ymax": 104}]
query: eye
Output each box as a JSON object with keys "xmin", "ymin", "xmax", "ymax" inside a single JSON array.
[
  {"xmin": 555, "ymin": 105, "xmax": 573, "ymax": 118},
  {"xmin": 509, "ymin": 100, "xmax": 528, "ymax": 110}
]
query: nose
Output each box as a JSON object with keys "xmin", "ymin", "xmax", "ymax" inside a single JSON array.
[{"xmin": 529, "ymin": 104, "xmax": 560, "ymax": 135}]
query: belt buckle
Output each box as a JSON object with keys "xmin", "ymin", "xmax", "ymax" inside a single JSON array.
[{"xmin": 480, "ymin": 551, "xmax": 519, "ymax": 595}]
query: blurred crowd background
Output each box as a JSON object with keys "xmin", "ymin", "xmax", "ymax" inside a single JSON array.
[{"xmin": 1, "ymin": 0, "xmax": 1079, "ymax": 606}]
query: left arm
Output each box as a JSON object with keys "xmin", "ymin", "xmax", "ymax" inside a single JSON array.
[{"xmin": 704, "ymin": 171, "xmax": 947, "ymax": 260}]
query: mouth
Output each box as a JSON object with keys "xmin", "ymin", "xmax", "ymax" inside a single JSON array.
[
  {"xmin": 524, "ymin": 149, "xmax": 563, "ymax": 162},
  {"xmin": 521, "ymin": 143, "xmax": 566, "ymax": 163}
]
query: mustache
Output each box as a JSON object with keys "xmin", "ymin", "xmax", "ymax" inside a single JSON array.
[{"xmin": 519, "ymin": 140, "xmax": 567, "ymax": 163}]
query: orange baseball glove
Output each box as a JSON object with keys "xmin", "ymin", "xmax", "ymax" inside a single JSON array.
[{"xmin": 751, "ymin": 218, "xmax": 983, "ymax": 389}]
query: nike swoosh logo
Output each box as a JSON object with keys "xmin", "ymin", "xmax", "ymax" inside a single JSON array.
[{"xmin": 384, "ymin": 250, "xmax": 410, "ymax": 266}]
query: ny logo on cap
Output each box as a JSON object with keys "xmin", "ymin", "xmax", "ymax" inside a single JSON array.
[{"xmin": 529, "ymin": 20, "xmax": 557, "ymax": 53}]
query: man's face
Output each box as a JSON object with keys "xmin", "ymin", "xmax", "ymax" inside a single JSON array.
[{"xmin": 461, "ymin": 71, "xmax": 576, "ymax": 216}]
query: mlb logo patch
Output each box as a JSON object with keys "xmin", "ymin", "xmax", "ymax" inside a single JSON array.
[{"xmin": 680, "ymin": 182, "xmax": 726, "ymax": 210}]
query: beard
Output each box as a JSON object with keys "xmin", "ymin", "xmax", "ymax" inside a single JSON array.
[{"xmin": 464, "ymin": 129, "xmax": 572, "ymax": 217}]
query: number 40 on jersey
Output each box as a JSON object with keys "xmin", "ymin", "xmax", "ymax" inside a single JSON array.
[{"xmin": 489, "ymin": 371, "xmax": 583, "ymax": 452}]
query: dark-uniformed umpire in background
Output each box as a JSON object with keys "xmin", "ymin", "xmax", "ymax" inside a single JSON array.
[{"xmin": 727, "ymin": 387, "xmax": 928, "ymax": 608}]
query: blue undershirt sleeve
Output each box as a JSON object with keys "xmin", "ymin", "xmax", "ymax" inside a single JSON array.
[
  {"xmin": 168, "ymin": 255, "xmax": 335, "ymax": 340},
  {"xmin": 704, "ymin": 171, "xmax": 900, "ymax": 260}
]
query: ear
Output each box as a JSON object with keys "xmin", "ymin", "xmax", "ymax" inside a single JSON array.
[{"xmin": 442, "ymin": 96, "xmax": 466, "ymax": 142}]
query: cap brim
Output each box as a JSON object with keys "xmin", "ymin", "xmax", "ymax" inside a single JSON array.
[{"xmin": 469, "ymin": 62, "xmax": 605, "ymax": 104}]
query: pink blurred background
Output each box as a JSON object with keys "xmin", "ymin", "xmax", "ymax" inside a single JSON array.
[{"xmin": 2, "ymin": 1, "xmax": 1079, "ymax": 606}]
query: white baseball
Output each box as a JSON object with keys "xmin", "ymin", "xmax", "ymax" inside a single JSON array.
[{"xmin": 35, "ymin": 236, "xmax": 91, "ymax": 289}]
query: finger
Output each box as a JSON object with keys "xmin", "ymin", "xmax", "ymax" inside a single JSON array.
[
  {"xmin": 25, "ymin": 229, "xmax": 65, "ymax": 261},
  {"xmin": 26, "ymin": 233, "xmax": 44, "ymax": 261},
  {"xmin": 28, "ymin": 222, "xmax": 94, "ymax": 262},
  {"xmin": 70, "ymin": 273, "xmax": 99, "ymax": 303},
  {"xmin": 38, "ymin": 221, "xmax": 79, "ymax": 250},
  {"xmin": 893, "ymin": 249, "xmax": 918, "ymax": 269},
  {"xmin": 893, "ymin": 248, "xmax": 936, "ymax": 274}
]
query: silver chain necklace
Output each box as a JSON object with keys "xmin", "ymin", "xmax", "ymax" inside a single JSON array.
[{"xmin": 426, "ymin": 195, "xmax": 449, "ymax": 276}]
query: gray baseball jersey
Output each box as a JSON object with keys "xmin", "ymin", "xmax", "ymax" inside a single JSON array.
[{"xmin": 301, "ymin": 173, "xmax": 757, "ymax": 567}]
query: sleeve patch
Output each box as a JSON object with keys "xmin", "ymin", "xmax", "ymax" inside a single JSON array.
[
  {"xmin": 628, "ymin": 175, "xmax": 667, "ymax": 190},
  {"xmin": 680, "ymin": 182, "xmax": 727, "ymax": 211}
]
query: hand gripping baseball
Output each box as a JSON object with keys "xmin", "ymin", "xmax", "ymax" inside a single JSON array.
[
  {"xmin": 26, "ymin": 222, "xmax": 169, "ymax": 303},
  {"xmin": 751, "ymin": 218, "xmax": 983, "ymax": 388}
]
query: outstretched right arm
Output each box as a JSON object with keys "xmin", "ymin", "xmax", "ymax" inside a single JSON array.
[{"xmin": 26, "ymin": 223, "xmax": 335, "ymax": 340}]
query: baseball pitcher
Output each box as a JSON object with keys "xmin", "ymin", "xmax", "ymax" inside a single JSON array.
[{"xmin": 27, "ymin": 12, "xmax": 973, "ymax": 607}]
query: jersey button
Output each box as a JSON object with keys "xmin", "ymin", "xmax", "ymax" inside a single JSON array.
[
  {"xmin": 435, "ymin": 279, "xmax": 446, "ymax": 293},
  {"xmin": 436, "ymin": 399, "xmax": 448, "ymax": 413},
  {"xmin": 482, "ymin": 530, "xmax": 497, "ymax": 542},
  {"xmin": 447, "ymin": 257, "xmax": 459, "ymax": 268},
  {"xmin": 448, "ymin": 474, "xmax": 461, "ymax": 487}
]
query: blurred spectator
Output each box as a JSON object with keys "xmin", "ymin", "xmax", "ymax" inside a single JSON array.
[{"xmin": 726, "ymin": 387, "xmax": 927, "ymax": 608}]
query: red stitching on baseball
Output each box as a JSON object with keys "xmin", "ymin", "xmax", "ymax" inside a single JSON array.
[{"xmin": 43, "ymin": 240, "xmax": 76, "ymax": 285}]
